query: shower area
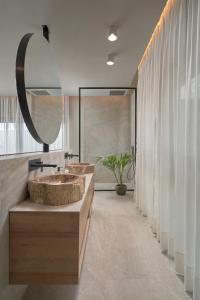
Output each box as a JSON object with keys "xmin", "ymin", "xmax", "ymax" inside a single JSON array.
[{"xmin": 68, "ymin": 87, "xmax": 136, "ymax": 191}]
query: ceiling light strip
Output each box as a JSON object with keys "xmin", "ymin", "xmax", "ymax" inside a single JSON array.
[{"xmin": 138, "ymin": 0, "xmax": 176, "ymax": 70}]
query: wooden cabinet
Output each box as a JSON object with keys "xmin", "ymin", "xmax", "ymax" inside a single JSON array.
[{"xmin": 9, "ymin": 174, "xmax": 94, "ymax": 284}]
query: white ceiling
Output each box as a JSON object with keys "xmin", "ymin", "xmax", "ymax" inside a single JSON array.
[{"xmin": 0, "ymin": 0, "xmax": 166, "ymax": 96}]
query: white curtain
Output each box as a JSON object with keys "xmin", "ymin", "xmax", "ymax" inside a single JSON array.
[
  {"xmin": 136, "ymin": 0, "xmax": 200, "ymax": 298},
  {"xmin": 0, "ymin": 96, "xmax": 63, "ymax": 155}
]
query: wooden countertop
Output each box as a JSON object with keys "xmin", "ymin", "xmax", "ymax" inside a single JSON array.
[{"xmin": 10, "ymin": 173, "xmax": 94, "ymax": 213}]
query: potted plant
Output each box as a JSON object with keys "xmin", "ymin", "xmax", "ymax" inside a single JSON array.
[{"xmin": 97, "ymin": 153, "xmax": 133, "ymax": 195}]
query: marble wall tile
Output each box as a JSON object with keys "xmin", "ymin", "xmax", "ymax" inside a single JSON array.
[
  {"xmin": 69, "ymin": 96, "xmax": 132, "ymax": 185},
  {"xmin": 0, "ymin": 150, "xmax": 64, "ymax": 300}
]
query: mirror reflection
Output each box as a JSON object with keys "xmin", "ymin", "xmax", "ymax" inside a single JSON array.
[
  {"xmin": 0, "ymin": 95, "xmax": 63, "ymax": 155},
  {"xmin": 0, "ymin": 33, "xmax": 64, "ymax": 156},
  {"xmin": 18, "ymin": 33, "xmax": 63, "ymax": 145}
]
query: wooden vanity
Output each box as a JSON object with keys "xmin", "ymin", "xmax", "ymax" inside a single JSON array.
[{"xmin": 9, "ymin": 173, "xmax": 94, "ymax": 284}]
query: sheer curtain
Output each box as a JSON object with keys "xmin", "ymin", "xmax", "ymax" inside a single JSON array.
[
  {"xmin": 0, "ymin": 96, "xmax": 63, "ymax": 155},
  {"xmin": 136, "ymin": 0, "xmax": 200, "ymax": 298}
]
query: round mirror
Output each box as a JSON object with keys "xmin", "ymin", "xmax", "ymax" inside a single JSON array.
[{"xmin": 16, "ymin": 33, "xmax": 63, "ymax": 145}]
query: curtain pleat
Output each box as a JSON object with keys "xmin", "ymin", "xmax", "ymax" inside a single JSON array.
[{"xmin": 136, "ymin": 0, "xmax": 200, "ymax": 298}]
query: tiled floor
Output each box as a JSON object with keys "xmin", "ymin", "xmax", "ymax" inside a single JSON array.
[{"xmin": 23, "ymin": 192, "xmax": 190, "ymax": 300}]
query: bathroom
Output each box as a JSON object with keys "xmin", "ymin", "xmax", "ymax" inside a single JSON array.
[{"xmin": 0, "ymin": 0, "xmax": 199, "ymax": 300}]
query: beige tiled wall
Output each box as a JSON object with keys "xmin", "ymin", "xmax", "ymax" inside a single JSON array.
[
  {"xmin": 69, "ymin": 96, "xmax": 132, "ymax": 185},
  {"xmin": 0, "ymin": 151, "xmax": 64, "ymax": 300}
]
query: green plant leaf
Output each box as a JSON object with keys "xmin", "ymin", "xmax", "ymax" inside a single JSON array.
[{"xmin": 96, "ymin": 152, "xmax": 133, "ymax": 184}]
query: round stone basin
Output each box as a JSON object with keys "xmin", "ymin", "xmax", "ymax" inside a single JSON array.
[
  {"xmin": 28, "ymin": 173, "xmax": 85, "ymax": 206},
  {"xmin": 68, "ymin": 163, "xmax": 95, "ymax": 175}
]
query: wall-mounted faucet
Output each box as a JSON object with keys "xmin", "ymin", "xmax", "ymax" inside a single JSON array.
[
  {"xmin": 29, "ymin": 159, "xmax": 57, "ymax": 172},
  {"xmin": 64, "ymin": 152, "xmax": 79, "ymax": 160}
]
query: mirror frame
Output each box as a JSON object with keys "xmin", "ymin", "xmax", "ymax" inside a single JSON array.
[
  {"xmin": 16, "ymin": 32, "xmax": 62, "ymax": 148},
  {"xmin": 16, "ymin": 33, "xmax": 44, "ymax": 144}
]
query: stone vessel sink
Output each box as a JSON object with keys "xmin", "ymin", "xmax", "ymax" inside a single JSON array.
[
  {"xmin": 28, "ymin": 173, "xmax": 85, "ymax": 206},
  {"xmin": 68, "ymin": 163, "xmax": 95, "ymax": 175}
]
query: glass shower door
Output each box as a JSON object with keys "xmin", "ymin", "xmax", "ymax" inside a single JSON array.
[{"xmin": 80, "ymin": 88, "xmax": 136, "ymax": 191}]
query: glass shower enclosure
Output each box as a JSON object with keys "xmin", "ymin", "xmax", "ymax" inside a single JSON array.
[{"xmin": 69, "ymin": 87, "xmax": 137, "ymax": 191}]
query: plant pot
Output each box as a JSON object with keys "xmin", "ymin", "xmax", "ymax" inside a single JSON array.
[{"xmin": 115, "ymin": 184, "xmax": 127, "ymax": 196}]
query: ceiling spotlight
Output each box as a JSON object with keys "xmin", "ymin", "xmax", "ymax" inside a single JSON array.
[
  {"xmin": 108, "ymin": 27, "xmax": 117, "ymax": 42},
  {"xmin": 107, "ymin": 56, "xmax": 114, "ymax": 66}
]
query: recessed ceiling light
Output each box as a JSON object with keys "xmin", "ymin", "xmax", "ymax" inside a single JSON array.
[
  {"xmin": 108, "ymin": 27, "xmax": 117, "ymax": 42},
  {"xmin": 108, "ymin": 32, "xmax": 117, "ymax": 41},
  {"xmin": 107, "ymin": 56, "xmax": 114, "ymax": 66}
]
